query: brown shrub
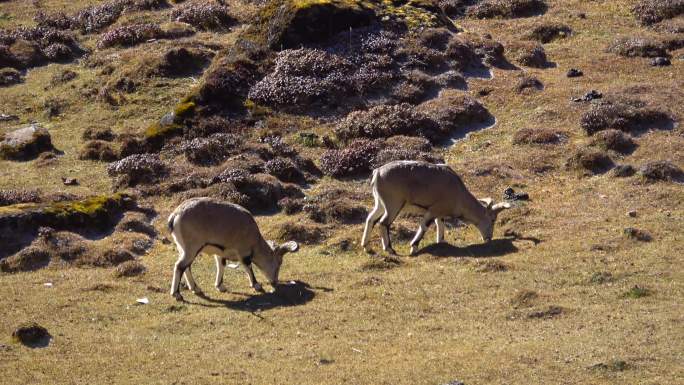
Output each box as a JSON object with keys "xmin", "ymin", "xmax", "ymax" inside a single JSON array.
[
  {"xmin": 507, "ymin": 41, "xmax": 549, "ymax": 67},
  {"xmin": 515, "ymin": 75, "xmax": 543, "ymax": 93},
  {"xmin": 513, "ymin": 128, "xmax": 565, "ymax": 145},
  {"xmin": 566, "ymin": 148, "xmax": 614, "ymax": 175},
  {"xmin": 115, "ymin": 213, "xmax": 156, "ymax": 237},
  {"xmin": 580, "ymin": 99, "xmax": 673, "ymax": 135},
  {"xmin": 278, "ymin": 222, "xmax": 325, "ymax": 245},
  {"xmin": 624, "ymin": 227, "xmax": 653, "ymax": 242},
  {"xmin": 632, "ymin": 0, "xmax": 684, "ymax": 25},
  {"xmin": 113, "ymin": 260, "xmax": 146, "ymax": 277},
  {"xmin": 278, "ymin": 197, "xmax": 303, "ymax": 214},
  {"xmin": 84, "ymin": 248, "xmax": 135, "ymax": 267},
  {"xmin": 467, "ymin": 0, "xmax": 548, "ymax": 19},
  {"xmin": 639, "ymin": 161, "xmax": 684, "ymax": 182},
  {"xmin": 107, "ymin": 154, "xmax": 168, "ymax": 187},
  {"xmin": 97, "ymin": 23, "xmax": 165, "ymax": 49},
  {"xmin": 0, "ymin": 247, "xmax": 51, "ymax": 272},
  {"xmin": 303, "ymin": 189, "xmax": 368, "ymax": 224},
  {"xmin": 612, "ymin": 164, "xmax": 636, "ymax": 178},
  {"xmin": 82, "ymin": 127, "xmax": 115, "ymax": 141},
  {"xmin": 415, "ymin": 92, "xmax": 492, "ymax": 140},
  {"xmin": 0, "ymin": 67, "xmax": 22, "ymax": 86},
  {"xmin": 0, "ymin": 189, "xmax": 42, "ymax": 206},
  {"xmin": 527, "ymin": 23, "xmax": 572, "ymax": 43},
  {"xmin": 320, "ymin": 139, "xmax": 382, "ymax": 177},
  {"xmin": 170, "ymin": 1, "xmax": 234, "ymax": 31},
  {"xmin": 78, "ymin": 140, "xmax": 118, "ymax": 161},
  {"xmin": 155, "ymin": 47, "xmax": 211, "ymax": 77},
  {"xmin": 590, "ymin": 129, "xmax": 637, "ymax": 154},
  {"xmin": 607, "ymin": 36, "xmax": 667, "ymax": 57},
  {"xmin": 335, "ymin": 103, "xmax": 438, "ymax": 143},
  {"xmin": 510, "ymin": 289, "xmax": 537, "ymax": 308},
  {"xmin": 264, "ymin": 157, "xmax": 304, "ymax": 183},
  {"xmin": 181, "ymin": 133, "xmax": 242, "ymax": 166}
]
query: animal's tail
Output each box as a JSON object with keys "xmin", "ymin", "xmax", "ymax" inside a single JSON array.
[
  {"xmin": 167, "ymin": 211, "xmax": 176, "ymax": 233},
  {"xmin": 370, "ymin": 168, "xmax": 378, "ymax": 187}
]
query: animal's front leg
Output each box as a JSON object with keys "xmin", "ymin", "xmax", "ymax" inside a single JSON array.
[
  {"xmin": 241, "ymin": 257, "xmax": 264, "ymax": 293},
  {"xmin": 214, "ymin": 255, "xmax": 227, "ymax": 292}
]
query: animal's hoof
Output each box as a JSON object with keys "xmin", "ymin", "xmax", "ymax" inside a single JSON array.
[
  {"xmin": 172, "ymin": 292, "xmax": 184, "ymax": 302},
  {"xmin": 253, "ymin": 283, "xmax": 265, "ymax": 293},
  {"xmin": 409, "ymin": 246, "xmax": 418, "ymax": 256},
  {"xmin": 216, "ymin": 285, "xmax": 227, "ymax": 293},
  {"xmin": 192, "ymin": 289, "xmax": 204, "ymax": 296}
]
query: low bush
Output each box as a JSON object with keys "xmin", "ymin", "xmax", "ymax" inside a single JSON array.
[
  {"xmin": 78, "ymin": 140, "xmax": 118, "ymax": 161},
  {"xmin": 513, "ymin": 128, "xmax": 565, "ymax": 145},
  {"xmin": 170, "ymin": 1, "xmax": 234, "ymax": 31},
  {"xmin": 106, "ymin": 154, "xmax": 168, "ymax": 187}
]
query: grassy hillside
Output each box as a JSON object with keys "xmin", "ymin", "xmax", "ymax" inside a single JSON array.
[{"xmin": 1, "ymin": 0, "xmax": 682, "ymax": 384}]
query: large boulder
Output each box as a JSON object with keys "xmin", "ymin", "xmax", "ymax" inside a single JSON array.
[{"xmin": 0, "ymin": 124, "xmax": 54, "ymax": 160}]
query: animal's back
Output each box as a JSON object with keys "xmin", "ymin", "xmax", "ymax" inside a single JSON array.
[
  {"xmin": 375, "ymin": 160, "xmax": 466, "ymax": 211},
  {"xmin": 170, "ymin": 198, "xmax": 260, "ymax": 251}
]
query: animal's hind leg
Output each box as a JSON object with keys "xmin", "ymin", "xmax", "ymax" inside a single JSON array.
[
  {"xmin": 170, "ymin": 244, "xmax": 200, "ymax": 301},
  {"xmin": 378, "ymin": 200, "xmax": 404, "ymax": 255},
  {"xmin": 183, "ymin": 265, "xmax": 203, "ymax": 295},
  {"xmin": 435, "ymin": 218, "xmax": 445, "ymax": 243},
  {"xmin": 214, "ymin": 255, "xmax": 227, "ymax": 292},
  {"xmin": 361, "ymin": 194, "xmax": 385, "ymax": 251}
]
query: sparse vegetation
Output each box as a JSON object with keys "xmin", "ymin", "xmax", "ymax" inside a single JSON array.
[{"xmin": 0, "ymin": 0, "xmax": 682, "ymax": 383}]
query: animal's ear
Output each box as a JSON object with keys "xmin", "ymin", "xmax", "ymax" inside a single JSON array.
[
  {"xmin": 279, "ymin": 241, "xmax": 299, "ymax": 254},
  {"xmin": 478, "ymin": 198, "xmax": 493, "ymax": 208},
  {"xmin": 492, "ymin": 202, "xmax": 512, "ymax": 213}
]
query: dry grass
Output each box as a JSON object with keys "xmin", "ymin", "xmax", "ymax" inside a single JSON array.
[{"xmin": 1, "ymin": 0, "xmax": 683, "ymax": 384}]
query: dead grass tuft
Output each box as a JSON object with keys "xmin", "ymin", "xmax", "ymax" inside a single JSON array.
[
  {"xmin": 527, "ymin": 23, "xmax": 572, "ymax": 43},
  {"xmin": 639, "ymin": 161, "xmax": 684, "ymax": 182},
  {"xmin": 632, "ymin": 0, "xmax": 684, "ymax": 25},
  {"xmin": 624, "ymin": 227, "xmax": 653, "ymax": 242},
  {"xmin": 527, "ymin": 305, "xmax": 563, "ymax": 319},
  {"xmin": 278, "ymin": 222, "xmax": 325, "ymax": 245},
  {"xmin": 468, "ymin": 0, "xmax": 547, "ymax": 19},
  {"xmin": 589, "ymin": 129, "xmax": 637, "ymax": 154},
  {"xmin": 510, "ymin": 289, "xmax": 538, "ymax": 308},
  {"xmin": 78, "ymin": 140, "xmax": 118, "ymax": 162},
  {"xmin": 476, "ymin": 260, "xmax": 510, "ymax": 272},
  {"xmin": 565, "ymin": 147, "xmax": 614, "ymax": 175},
  {"xmin": 607, "ymin": 36, "xmax": 667, "ymax": 57},
  {"xmin": 622, "ymin": 285, "xmax": 652, "ymax": 299},
  {"xmin": 513, "ymin": 128, "xmax": 565, "ymax": 144},
  {"xmin": 515, "ymin": 75, "xmax": 543, "ymax": 93},
  {"xmin": 506, "ymin": 41, "xmax": 550, "ymax": 67},
  {"xmin": 113, "ymin": 260, "xmax": 146, "ymax": 277}
]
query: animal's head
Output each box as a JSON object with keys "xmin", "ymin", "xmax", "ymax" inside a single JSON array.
[
  {"xmin": 262, "ymin": 240, "xmax": 299, "ymax": 286},
  {"xmin": 476, "ymin": 198, "xmax": 512, "ymax": 242}
]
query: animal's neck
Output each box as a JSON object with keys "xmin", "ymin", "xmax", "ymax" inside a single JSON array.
[{"xmin": 460, "ymin": 191, "xmax": 487, "ymax": 225}]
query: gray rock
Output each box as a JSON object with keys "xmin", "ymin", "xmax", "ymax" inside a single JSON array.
[{"xmin": 0, "ymin": 124, "xmax": 54, "ymax": 161}]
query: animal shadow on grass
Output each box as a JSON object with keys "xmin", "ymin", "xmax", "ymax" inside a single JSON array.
[
  {"xmin": 415, "ymin": 238, "xmax": 518, "ymax": 258},
  {"xmin": 193, "ymin": 280, "xmax": 326, "ymax": 312}
]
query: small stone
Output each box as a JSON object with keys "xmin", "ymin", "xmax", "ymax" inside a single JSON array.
[
  {"xmin": 627, "ymin": 210, "xmax": 637, "ymax": 217},
  {"xmin": 61, "ymin": 177, "xmax": 78, "ymax": 186},
  {"xmin": 566, "ymin": 68, "xmax": 583, "ymax": 77},
  {"xmin": 650, "ymin": 57, "xmax": 670, "ymax": 66},
  {"xmin": 443, "ymin": 381, "xmax": 465, "ymax": 385}
]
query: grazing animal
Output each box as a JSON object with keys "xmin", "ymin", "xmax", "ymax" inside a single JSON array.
[
  {"xmin": 361, "ymin": 160, "xmax": 512, "ymax": 255},
  {"xmin": 167, "ymin": 197, "xmax": 299, "ymax": 301}
]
